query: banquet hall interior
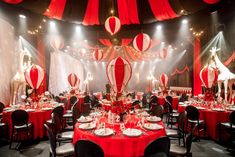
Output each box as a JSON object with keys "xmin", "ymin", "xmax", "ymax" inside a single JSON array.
[{"xmin": 0, "ymin": 0, "xmax": 235, "ymax": 157}]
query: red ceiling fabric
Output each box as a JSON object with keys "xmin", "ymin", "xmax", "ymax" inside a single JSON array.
[
  {"xmin": 117, "ymin": 0, "xmax": 140, "ymax": 25},
  {"xmin": 3, "ymin": 0, "xmax": 22, "ymax": 4},
  {"xmin": 148, "ymin": 0, "xmax": 178, "ymax": 21},
  {"xmin": 121, "ymin": 38, "xmax": 133, "ymax": 46},
  {"xmin": 98, "ymin": 39, "xmax": 112, "ymax": 46},
  {"xmin": 203, "ymin": 0, "xmax": 220, "ymax": 4},
  {"xmin": 82, "ymin": 0, "xmax": 100, "ymax": 25},
  {"xmin": 193, "ymin": 37, "xmax": 202, "ymax": 96},
  {"xmin": 44, "ymin": 0, "xmax": 66, "ymax": 20}
]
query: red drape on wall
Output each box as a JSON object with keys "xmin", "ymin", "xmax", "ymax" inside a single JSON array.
[
  {"xmin": 99, "ymin": 39, "xmax": 112, "ymax": 46},
  {"xmin": 117, "ymin": 0, "xmax": 139, "ymax": 25},
  {"xmin": 148, "ymin": 0, "xmax": 178, "ymax": 21},
  {"xmin": 193, "ymin": 37, "xmax": 202, "ymax": 96},
  {"xmin": 36, "ymin": 36, "xmax": 46, "ymax": 95},
  {"xmin": 44, "ymin": 0, "xmax": 66, "ymax": 20},
  {"xmin": 82, "ymin": 0, "xmax": 100, "ymax": 25}
]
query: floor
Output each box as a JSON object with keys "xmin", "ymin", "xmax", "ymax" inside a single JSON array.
[{"xmin": 0, "ymin": 138, "xmax": 234, "ymax": 157}]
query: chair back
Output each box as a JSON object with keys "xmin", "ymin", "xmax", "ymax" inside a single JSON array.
[
  {"xmin": 229, "ymin": 111, "xmax": 235, "ymax": 125},
  {"xmin": 61, "ymin": 98, "xmax": 68, "ymax": 107},
  {"xmin": 44, "ymin": 124, "xmax": 56, "ymax": 155},
  {"xmin": 51, "ymin": 112, "xmax": 63, "ymax": 134},
  {"xmin": 144, "ymin": 136, "xmax": 170, "ymax": 157},
  {"xmin": 151, "ymin": 105, "xmax": 164, "ymax": 118},
  {"xmin": 149, "ymin": 96, "xmax": 158, "ymax": 104},
  {"xmin": 177, "ymin": 111, "xmax": 188, "ymax": 133},
  {"xmin": 70, "ymin": 96, "xmax": 78, "ymax": 106},
  {"xmin": 11, "ymin": 110, "xmax": 29, "ymax": 126},
  {"xmin": 185, "ymin": 105, "xmax": 199, "ymax": 121},
  {"xmin": 84, "ymin": 95, "xmax": 91, "ymax": 103},
  {"xmin": 80, "ymin": 103, "xmax": 91, "ymax": 116},
  {"xmin": 166, "ymin": 96, "xmax": 173, "ymax": 104},
  {"xmin": 0, "ymin": 102, "xmax": 5, "ymax": 113},
  {"xmin": 52, "ymin": 105, "xmax": 64, "ymax": 119},
  {"xmin": 72, "ymin": 103, "xmax": 81, "ymax": 125},
  {"xmin": 164, "ymin": 102, "xmax": 173, "ymax": 113},
  {"xmin": 75, "ymin": 140, "xmax": 104, "ymax": 157},
  {"xmin": 54, "ymin": 96, "xmax": 61, "ymax": 103}
]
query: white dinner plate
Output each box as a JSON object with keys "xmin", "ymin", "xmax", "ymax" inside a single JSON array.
[
  {"xmin": 79, "ymin": 123, "xmax": 96, "ymax": 130},
  {"xmin": 143, "ymin": 123, "xmax": 163, "ymax": 131},
  {"xmin": 94, "ymin": 128, "xmax": 114, "ymax": 137},
  {"xmin": 77, "ymin": 116, "xmax": 93, "ymax": 123},
  {"xmin": 212, "ymin": 108, "xmax": 225, "ymax": 112},
  {"xmin": 122, "ymin": 128, "xmax": 142, "ymax": 137},
  {"xmin": 146, "ymin": 116, "xmax": 161, "ymax": 122}
]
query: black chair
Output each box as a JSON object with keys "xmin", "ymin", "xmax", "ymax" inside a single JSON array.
[
  {"xmin": 170, "ymin": 133, "xmax": 193, "ymax": 157},
  {"xmin": 80, "ymin": 103, "xmax": 91, "ymax": 116},
  {"xmin": 219, "ymin": 111, "xmax": 235, "ymax": 144},
  {"xmin": 166, "ymin": 111, "xmax": 188, "ymax": 146},
  {"xmin": 132, "ymin": 100, "xmax": 141, "ymax": 110},
  {"xmin": 44, "ymin": 124, "xmax": 74, "ymax": 157},
  {"xmin": 142, "ymin": 94, "xmax": 148, "ymax": 108},
  {"xmin": 47, "ymin": 106, "xmax": 64, "ymax": 125},
  {"xmin": 144, "ymin": 136, "xmax": 170, "ymax": 157},
  {"xmin": 165, "ymin": 101, "xmax": 179, "ymax": 128},
  {"xmin": 0, "ymin": 102, "xmax": 4, "ymax": 119},
  {"xmin": 84, "ymin": 95, "xmax": 91, "ymax": 103},
  {"xmin": 55, "ymin": 96, "xmax": 61, "ymax": 103},
  {"xmin": 10, "ymin": 110, "xmax": 33, "ymax": 149},
  {"xmin": 151, "ymin": 104, "xmax": 164, "ymax": 118},
  {"xmin": 69, "ymin": 96, "xmax": 78, "ymax": 109},
  {"xmin": 75, "ymin": 140, "xmax": 104, "ymax": 157},
  {"xmin": 185, "ymin": 105, "xmax": 206, "ymax": 141},
  {"xmin": 149, "ymin": 96, "xmax": 158, "ymax": 108}
]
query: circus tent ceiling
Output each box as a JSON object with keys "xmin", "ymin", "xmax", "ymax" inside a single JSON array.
[{"xmin": 0, "ymin": 0, "xmax": 229, "ymax": 62}]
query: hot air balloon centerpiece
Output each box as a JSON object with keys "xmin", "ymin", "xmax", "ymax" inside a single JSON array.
[
  {"xmin": 159, "ymin": 73, "xmax": 169, "ymax": 94},
  {"xmin": 24, "ymin": 64, "xmax": 45, "ymax": 102},
  {"xmin": 106, "ymin": 57, "xmax": 132, "ymax": 117},
  {"xmin": 200, "ymin": 65, "xmax": 218, "ymax": 101},
  {"xmin": 67, "ymin": 73, "xmax": 80, "ymax": 94}
]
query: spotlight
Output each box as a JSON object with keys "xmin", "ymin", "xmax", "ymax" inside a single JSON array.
[
  {"xmin": 50, "ymin": 21, "xmax": 55, "ymax": 27},
  {"xmin": 19, "ymin": 14, "xmax": 26, "ymax": 19},
  {"xmin": 161, "ymin": 42, "xmax": 165, "ymax": 44},
  {"xmin": 84, "ymin": 40, "xmax": 88, "ymax": 43},
  {"xmin": 76, "ymin": 26, "xmax": 81, "ymax": 32},
  {"xmin": 110, "ymin": 9, "xmax": 114, "ymax": 14},
  {"xmin": 182, "ymin": 19, "xmax": 188, "ymax": 24},
  {"xmin": 156, "ymin": 25, "xmax": 162, "ymax": 30}
]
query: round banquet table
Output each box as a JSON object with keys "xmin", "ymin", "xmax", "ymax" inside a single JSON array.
[
  {"xmin": 73, "ymin": 121, "xmax": 166, "ymax": 157},
  {"xmin": 2, "ymin": 104, "xmax": 55, "ymax": 139},
  {"xmin": 178, "ymin": 104, "xmax": 231, "ymax": 140}
]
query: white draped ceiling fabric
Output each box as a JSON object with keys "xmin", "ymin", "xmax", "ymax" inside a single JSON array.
[
  {"xmin": 0, "ymin": 18, "xmax": 18, "ymax": 105},
  {"xmin": 49, "ymin": 51, "xmax": 84, "ymax": 95}
]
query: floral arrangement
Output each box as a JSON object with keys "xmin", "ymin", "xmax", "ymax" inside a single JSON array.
[{"xmin": 110, "ymin": 100, "xmax": 131, "ymax": 115}]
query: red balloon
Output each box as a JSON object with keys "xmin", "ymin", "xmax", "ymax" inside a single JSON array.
[
  {"xmin": 133, "ymin": 33, "xmax": 151, "ymax": 52},
  {"xmin": 25, "ymin": 65, "xmax": 45, "ymax": 89},
  {"xmin": 106, "ymin": 57, "xmax": 132, "ymax": 95},
  {"xmin": 200, "ymin": 66, "xmax": 218, "ymax": 88},
  {"xmin": 105, "ymin": 16, "xmax": 121, "ymax": 35},
  {"xmin": 93, "ymin": 49, "xmax": 103, "ymax": 61},
  {"xmin": 50, "ymin": 37, "xmax": 64, "ymax": 50},
  {"xmin": 68, "ymin": 73, "xmax": 80, "ymax": 87},
  {"xmin": 160, "ymin": 73, "xmax": 168, "ymax": 87}
]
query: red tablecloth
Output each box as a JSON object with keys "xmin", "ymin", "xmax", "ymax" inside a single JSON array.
[
  {"xmin": 2, "ymin": 108, "xmax": 52, "ymax": 139},
  {"xmin": 178, "ymin": 104, "xmax": 231, "ymax": 140},
  {"xmin": 73, "ymin": 121, "xmax": 166, "ymax": 157}
]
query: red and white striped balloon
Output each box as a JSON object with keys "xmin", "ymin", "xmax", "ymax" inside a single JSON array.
[
  {"xmin": 159, "ymin": 73, "xmax": 168, "ymax": 87},
  {"xmin": 160, "ymin": 48, "xmax": 168, "ymax": 59},
  {"xmin": 200, "ymin": 66, "xmax": 218, "ymax": 88},
  {"xmin": 133, "ymin": 33, "xmax": 151, "ymax": 52},
  {"xmin": 50, "ymin": 37, "xmax": 64, "ymax": 50},
  {"xmin": 93, "ymin": 49, "xmax": 103, "ymax": 61},
  {"xmin": 68, "ymin": 73, "xmax": 80, "ymax": 87},
  {"xmin": 24, "ymin": 65, "xmax": 45, "ymax": 89},
  {"xmin": 105, "ymin": 16, "xmax": 121, "ymax": 35},
  {"xmin": 106, "ymin": 57, "xmax": 132, "ymax": 95}
]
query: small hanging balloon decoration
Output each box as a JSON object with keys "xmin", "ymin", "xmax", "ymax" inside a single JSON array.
[
  {"xmin": 93, "ymin": 49, "xmax": 103, "ymax": 61},
  {"xmin": 200, "ymin": 66, "xmax": 218, "ymax": 88},
  {"xmin": 160, "ymin": 47, "xmax": 168, "ymax": 59},
  {"xmin": 105, "ymin": 16, "xmax": 121, "ymax": 35},
  {"xmin": 106, "ymin": 57, "xmax": 132, "ymax": 97},
  {"xmin": 24, "ymin": 65, "xmax": 45, "ymax": 89},
  {"xmin": 68, "ymin": 73, "xmax": 80, "ymax": 87},
  {"xmin": 50, "ymin": 36, "xmax": 64, "ymax": 51},
  {"xmin": 133, "ymin": 33, "xmax": 151, "ymax": 52},
  {"xmin": 159, "ymin": 73, "xmax": 168, "ymax": 87}
]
